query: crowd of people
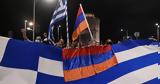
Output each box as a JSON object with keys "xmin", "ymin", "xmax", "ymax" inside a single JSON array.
[
  {"xmin": 21, "ymin": 28, "xmax": 65, "ymax": 48},
  {"xmin": 20, "ymin": 28, "xmax": 158, "ymax": 48}
]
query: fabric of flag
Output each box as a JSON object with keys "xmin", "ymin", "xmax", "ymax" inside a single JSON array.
[
  {"xmin": 48, "ymin": 0, "xmax": 67, "ymax": 40},
  {"xmin": 72, "ymin": 5, "xmax": 89, "ymax": 41},
  {"xmin": 109, "ymin": 40, "xmax": 160, "ymax": 84},
  {"xmin": 62, "ymin": 45, "xmax": 118, "ymax": 82},
  {"xmin": 0, "ymin": 36, "xmax": 64, "ymax": 84},
  {"xmin": 63, "ymin": 40, "xmax": 159, "ymax": 84},
  {"xmin": 0, "ymin": 36, "xmax": 159, "ymax": 84}
]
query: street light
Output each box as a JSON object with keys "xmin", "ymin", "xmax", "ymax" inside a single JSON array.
[
  {"xmin": 32, "ymin": 0, "xmax": 56, "ymax": 41},
  {"xmin": 27, "ymin": 27, "xmax": 33, "ymax": 31},
  {"xmin": 29, "ymin": 22, "xmax": 34, "ymax": 26},
  {"xmin": 45, "ymin": 0, "xmax": 56, "ymax": 3},
  {"xmin": 24, "ymin": 20, "xmax": 28, "ymax": 30},
  {"xmin": 28, "ymin": 21, "xmax": 34, "ymax": 41},
  {"xmin": 155, "ymin": 23, "xmax": 160, "ymax": 41},
  {"xmin": 155, "ymin": 23, "xmax": 159, "ymax": 26},
  {"xmin": 33, "ymin": 0, "xmax": 36, "ymax": 41}
]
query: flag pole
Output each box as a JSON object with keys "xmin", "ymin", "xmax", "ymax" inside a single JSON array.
[
  {"xmin": 33, "ymin": 0, "xmax": 36, "ymax": 41},
  {"xmin": 66, "ymin": 0, "xmax": 70, "ymax": 48},
  {"xmin": 80, "ymin": 4, "xmax": 94, "ymax": 41},
  {"xmin": 57, "ymin": 25, "xmax": 60, "ymax": 40}
]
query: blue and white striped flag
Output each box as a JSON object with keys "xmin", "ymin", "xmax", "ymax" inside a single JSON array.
[
  {"xmin": 0, "ymin": 36, "xmax": 64, "ymax": 84},
  {"xmin": 109, "ymin": 40, "xmax": 160, "ymax": 84},
  {"xmin": 0, "ymin": 36, "xmax": 159, "ymax": 84},
  {"xmin": 48, "ymin": 0, "xmax": 67, "ymax": 41}
]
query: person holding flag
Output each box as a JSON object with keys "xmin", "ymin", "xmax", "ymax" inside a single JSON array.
[{"xmin": 48, "ymin": 0, "xmax": 68, "ymax": 45}]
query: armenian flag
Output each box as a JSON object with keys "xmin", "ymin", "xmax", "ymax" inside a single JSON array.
[{"xmin": 72, "ymin": 4, "xmax": 89, "ymax": 41}]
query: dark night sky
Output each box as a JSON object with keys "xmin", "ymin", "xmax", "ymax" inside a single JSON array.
[{"xmin": 1, "ymin": 0, "xmax": 160, "ymax": 42}]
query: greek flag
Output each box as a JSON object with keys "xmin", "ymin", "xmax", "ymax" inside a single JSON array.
[
  {"xmin": 48, "ymin": 0, "xmax": 67, "ymax": 41},
  {"xmin": 0, "ymin": 36, "xmax": 64, "ymax": 84},
  {"xmin": 0, "ymin": 36, "xmax": 159, "ymax": 84}
]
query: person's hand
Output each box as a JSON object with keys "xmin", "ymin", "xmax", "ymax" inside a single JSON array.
[{"xmin": 21, "ymin": 28, "xmax": 28, "ymax": 40}]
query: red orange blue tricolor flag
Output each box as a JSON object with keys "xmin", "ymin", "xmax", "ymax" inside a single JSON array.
[
  {"xmin": 62, "ymin": 45, "xmax": 118, "ymax": 82},
  {"xmin": 72, "ymin": 4, "xmax": 89, "ymax": 41}
]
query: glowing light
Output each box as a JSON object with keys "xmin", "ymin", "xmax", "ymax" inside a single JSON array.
[
  {"xmin": 27, "ymin": 27, "xmax": 32, "ymax": 31},
  {"xmin": 25, "ymin": 20, "xmax": 28, "ymax": 23},
  {"xmin": 45, "ymin": 0, "xmax": 56, "ymax": 3},
  {"xmin": 120, "ymin": 29, "xmax": 124, "ymax": 32},
  {"xmin": 29, "ymin": 22, "xmax": 33, "ymax": 26}
]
